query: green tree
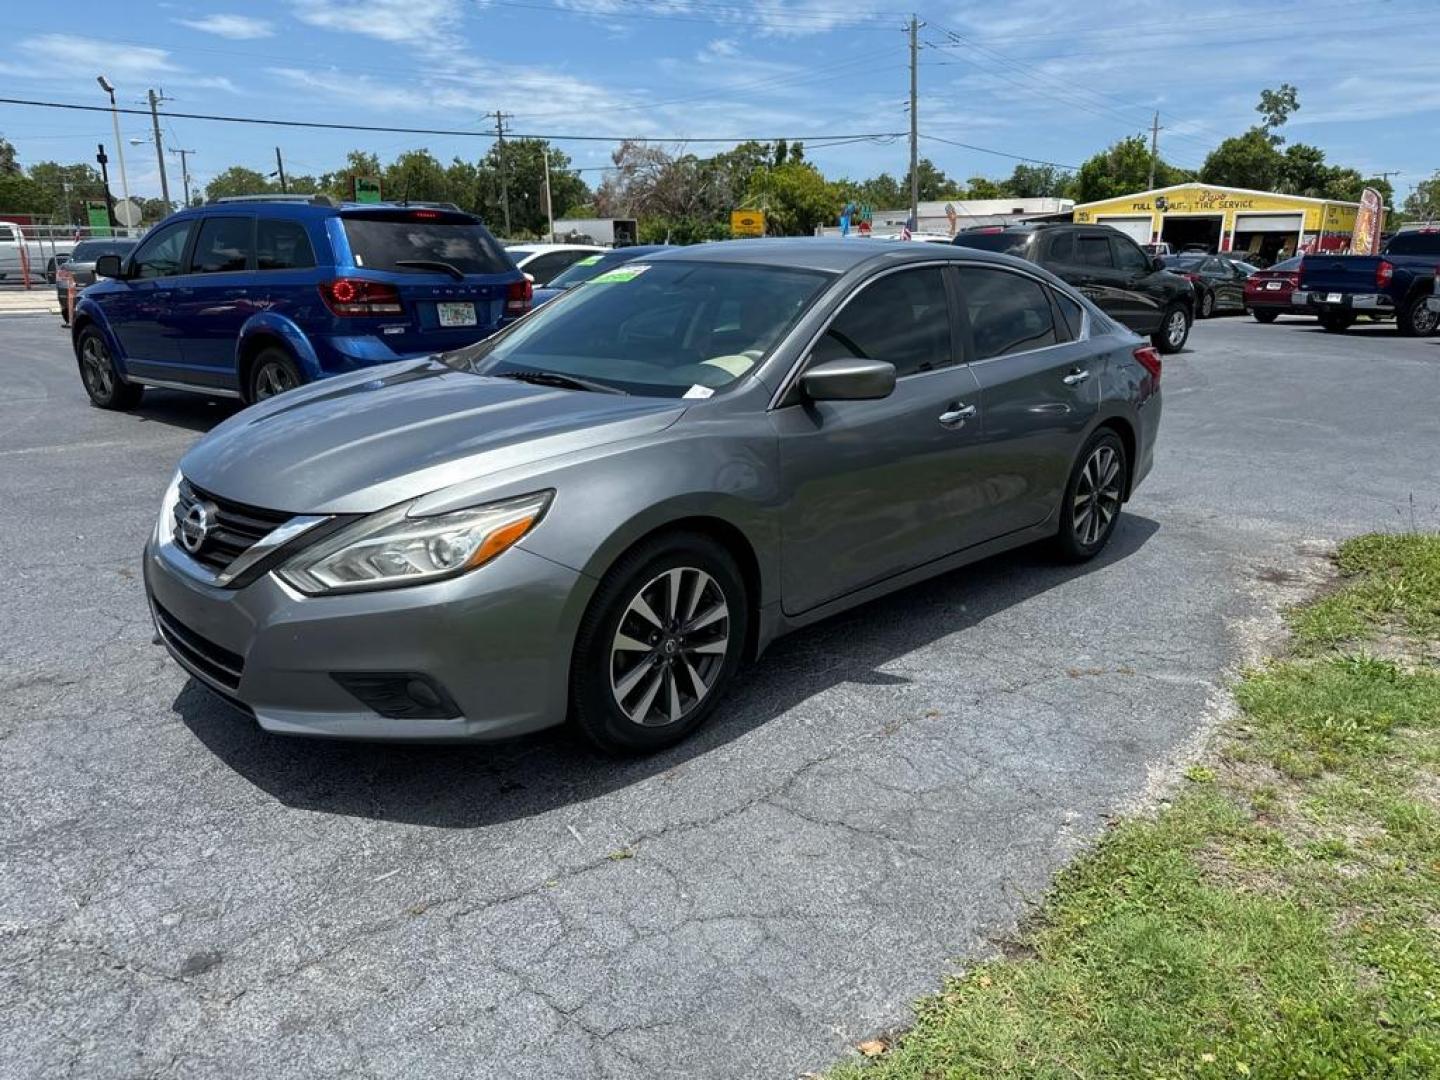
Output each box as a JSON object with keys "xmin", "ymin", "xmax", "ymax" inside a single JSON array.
[
  {"xmin": 961, "ymin": 175, "xmax": 1010, "ymax": 199},
  {"xmin": 1075, "ymin": 135, "xmax": 1188, "ymax": 202},
  {"xmin": 27, "ymin": 162, "xmax": 107, "ymax": 223},
  {"xmin": 203, "ymin": 166, "xmax": 276, "ymax": 202},
  {"xmin": 0, "ymin": 172, "xmax": 46, "ymax": 213},
  {"xmin": 1200, "ymin": 128, "xmax": 1282, "ymax": 191},
  {"xmin": 748, "ymin": 161, "xmax": 837, "ymax": 235},
  {"xmin": 0, "ymin": 135, "xmax": 20, "ymax": 176},
  {"xmin": 473, "ymin": 139, "xmax": 589, "ymax": 237},
  {"xmin": 1276, "ymin": 142, "xmax": 1329, "ymax": 196},
  {"xmin": 902, "ymin": 157, "xmax": 957, "ymax": 201},
  {"xmin": 382, "ymin": 149, "xmax": 449, "ymax": 203},
  {"xmin": 319, "ymin": 150, "xmax": 383, "ymax": 202},
  {"xmin": 1257, "ymin": 83, "xmax": 1300, "ymax": 141},
  {"xmin": 850, "ymin": 172, "xmax": 903, "ymax": 209},
  {"xmin": 1006, "ymin": 163, "xmax": 1072, "ymax": 198},
  {"xmin": 1402, "ymin": 171, "xmax": 1440, "ymax": 222},
  {"xmin": 710, "ymin": 141, "xmax": 774, "ymax": 206}
]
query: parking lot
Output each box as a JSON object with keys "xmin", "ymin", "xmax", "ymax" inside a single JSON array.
[{"xmin": 2, "ymin": 312, "xmax": 1437, "ymax": 1078}]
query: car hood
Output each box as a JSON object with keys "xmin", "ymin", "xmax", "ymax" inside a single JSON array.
[{"xmin": 180, "ymin": 359, "xmax": 686, "ymax": 514}]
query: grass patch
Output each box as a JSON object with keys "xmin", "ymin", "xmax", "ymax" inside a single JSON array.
[{"xmin": 834, "ymin": 535, "xmax": 1440, "ymax": 1080}]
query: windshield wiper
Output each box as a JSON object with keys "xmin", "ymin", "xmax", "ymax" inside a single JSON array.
[
  {"xmin": 394, "ymin": 259, "xmax": 465, "ymax": 280},
  {"xmin": 491, "ymin": 369, "xmax": 628, "ymax": 395}
]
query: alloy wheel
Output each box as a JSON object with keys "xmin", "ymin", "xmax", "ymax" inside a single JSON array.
[
  {"xmin": 1166, "ymin": 310, "xmax": 1188, "ymax": 348},
  {"xmin": 609, "ymin": 566, "xmax": 730, "ymax": 727},
  {"xmin": 253, "ymin": 361, "xmax": 297, "ymax": 400},
  {"xmin": 1200, "ymin": 292, "xmax": 1214, "ymax": 318},
  {"xmin": 80, "ymin": 335, "xmax": 114, "ymax": 399},
  {"xmin": 1072, "ymin": 444, "xmax": 1123, "ymax": 547},
  {"xmin": 1412, "ymin": 304, "xmax": 1439, "ymax": 336}
]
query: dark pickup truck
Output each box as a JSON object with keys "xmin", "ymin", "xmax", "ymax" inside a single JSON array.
[{"xmin": 1294, "ymin": 230, "xmax": 1440, "ymax": 335}]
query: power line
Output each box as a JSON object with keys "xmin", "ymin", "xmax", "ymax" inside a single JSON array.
[{"xmin": 919, "ymin": 133, "xmax": 1080, "ymax": 171}]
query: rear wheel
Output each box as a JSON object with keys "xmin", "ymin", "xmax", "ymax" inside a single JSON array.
[
  {"xmin": 571, "ymin": 532, "xmax": 748, "ymax": 755},
  {"xmin": 1151, "ymin": 303, "xmax": 1190, "ymax": 354},
  {"xmin": 1319, "ymin": 310, "xmax": 1355, "ymax": 333},
  {"xmin": 1198, "ymin": 289, "xmax": 1215, "ymax": 318},
  {"xmin": 247, "ymin": 348, "xmax": 304, "ymax": 403},
  {"xmin": 1052, "ymin": 430, "xmax": 1128, "ymax": 563},
  {"xmin": 75, "ymin": 327, "xmax": 142, "ymax": 410},
  {"xmin": 1397, "ymin": 294, "xmax": 1440, "ymax": 337},
  {"xmin": 1253, "ymin": 309, "xmax": 1279, "ymax": 324}
]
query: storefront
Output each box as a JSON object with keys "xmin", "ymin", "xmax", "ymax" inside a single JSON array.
[{"xmin": 1073, "ymin": 184, "xmax": 1364, "ymax": 263}]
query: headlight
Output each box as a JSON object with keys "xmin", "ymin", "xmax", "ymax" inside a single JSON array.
[
  {"xmin": 276, "ymin": 491, "xmax": 552, "ymax": 595},
  {"xmin": 155, "ymin": 469, "xmax": 183, "ymax": 544}
]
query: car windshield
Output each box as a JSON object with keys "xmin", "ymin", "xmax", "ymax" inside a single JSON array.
[
  {"xmin": 341, "ymin": 212, "xmax": 512, "ymax": 275},
  {"xmin": 951, "ymin": 231, "xmax": 1031, "ymax": 254},
  {"xmin": 547, "ymin": 251, "xmax": 639, "ymax": 289},
  {"xmin": 70, "ymin": 239, "xmax": 135, "ymax": 261},
  {"xmin": 1272, "ymin": 256, "xmax": 1303, "ymax": 271},
  {"xmin": 1384, "ymin": 231, "xmax": 1440, "ymax": 256},
  {"xmin": 1163, "ymin": 255, "xmax": 1205, "ymax": 270},
  {"xmin": 448, "ymin": 260, "xmax": 831, "ymax": 398}
]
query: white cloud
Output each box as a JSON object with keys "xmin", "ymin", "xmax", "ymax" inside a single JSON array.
[
  {"xmin": 290, "ymin": 0, "xmax": 468, "ymax": 51},
  {"xmin": 175, "ymin": 14, "xmax": 275, "ymax": 39},
  {"xmin": 0, "ymin": 33, "xmax": 237, "ymax": 91}
]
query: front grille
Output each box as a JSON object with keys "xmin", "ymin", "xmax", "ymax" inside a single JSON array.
[
  {"xmin": 174, "ymin": 480, "xmax": 292, "ymax": 573},
  {"xmin": 153, "ymin": 601, "xmax": 245, "ymax": 692}
]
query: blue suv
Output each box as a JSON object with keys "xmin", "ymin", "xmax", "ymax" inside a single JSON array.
[{"xmin": 71, "ymin": 196, "xmax": 529, "ymax": 409}]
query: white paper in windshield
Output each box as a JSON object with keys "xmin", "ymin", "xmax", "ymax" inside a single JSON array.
[{"xmin": 682, "ymin": 385, "xmax": 715, "ymax": 399}]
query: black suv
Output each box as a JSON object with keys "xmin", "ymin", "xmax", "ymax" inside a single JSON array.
[{"xmin": 953, "ymin": 223, "xmax": 1195, "ymax": 353}]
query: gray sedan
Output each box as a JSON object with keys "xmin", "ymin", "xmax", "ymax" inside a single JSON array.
[{"xmin": 142, "ymin": 240, "xmax": 1162, "ymax": 753}]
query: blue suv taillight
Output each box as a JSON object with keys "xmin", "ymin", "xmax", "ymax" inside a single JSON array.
[
  {"xmin": 506, "ymin": 278, "xmax": 532, "ymax": 316},
  {"xmin": 319, "ymin": 278, "xmax": 403, "ymax": 316}
]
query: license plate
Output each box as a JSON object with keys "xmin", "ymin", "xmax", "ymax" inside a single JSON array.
[
  {"xmin": 1326, "ymin": 292, "xmax": 1342, "ymax": 303},
  {"xmin": 436, "ymin": 301, "xmax": 477, "ymax": 327},
  {"xmin": 1265, "ymin": 281, "xmax": 1282, "ymax": 290}
]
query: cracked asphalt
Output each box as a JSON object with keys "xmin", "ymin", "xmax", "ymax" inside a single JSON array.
[{"xmin": 2, "ymin": 312, "xmax": 1437, "ymax": 1078}]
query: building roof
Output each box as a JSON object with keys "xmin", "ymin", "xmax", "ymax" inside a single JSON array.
[{"xmin": 1073, "ymin": 182, "xmax": 1361, "ymax": 210}]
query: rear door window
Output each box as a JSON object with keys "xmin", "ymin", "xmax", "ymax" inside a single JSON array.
[
  {"xmin": 188, "ymin": 217, "xmax": 254, "ymax": 274},
  {"xmin": 951, "ymin": 231, "xmax": 1032, "ymax": 256},
  {"xmin": 341, "ymin": 212, "xmax": 511, "ymax": 275},
  {"xmin": 523, "ymin": 250, "xmax": 589, "ymax": 285},
  {"xmin": 256, "ymin": 219, "xmax": 316, "ymax": 270},
  {"xmin": 1076, "ymin": 234, "xmax": 1114, "ymax": 269},
  {"xmin": 1047, "ymin": 231, "xmax": 1074, "ymax": 263},
  {"xmin": 1054, "ymin": 291, "xmax": 1085, "ymax": 340},
  {"xmin": 955, "ymin": 266, "xmax": 1059, "ymax": 359}
]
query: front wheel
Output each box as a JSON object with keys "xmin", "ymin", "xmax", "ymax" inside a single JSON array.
[
  {"xmin": 1397, "ymin": 294, "xmax": 1440, "ymax": 337},
  {"xmin": 1151, "ymin": 303, "xmax": 1191, "ymax": 354},
  {"xmin": 571, "ymin": 532, "xmax": 748, "ymax": 755},
  {"xmin": 1252, "ymin": 309, "xmax": 1279, "ymax": 324},
  {"xmin": 75, "ymin": 327, "xmax": 142, "ymax": 410},
  {"xmin": 1053, "ymin": 430, "xmax": 1128, "ymax": 563}
]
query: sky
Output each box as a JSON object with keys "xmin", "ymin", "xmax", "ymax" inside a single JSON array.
[{"xmin": 0, "ymin": 0, "xmax": 1436, "ymax": 206}]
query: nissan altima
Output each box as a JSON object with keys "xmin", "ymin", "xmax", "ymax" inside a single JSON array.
[{"xmin": 144, "ymin": 240, "xmax": 1162, "ymax": 754}]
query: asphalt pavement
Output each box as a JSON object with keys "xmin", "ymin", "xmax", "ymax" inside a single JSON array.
[{"xmin": 2, "ymin": 312, "xmax": 1437, "ymax": 1078}]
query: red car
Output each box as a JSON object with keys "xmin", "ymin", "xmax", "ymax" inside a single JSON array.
[{"xmin": 1244, "ymin": 256, "xmax": 1307, "ymax": 323}]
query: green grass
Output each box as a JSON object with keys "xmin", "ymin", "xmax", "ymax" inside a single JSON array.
[{"xmin": 833, "ymin": 534, "xmax": 1440, "ymax": 1080}]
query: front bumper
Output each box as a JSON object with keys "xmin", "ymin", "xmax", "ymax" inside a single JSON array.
[
  {"xmin": 1292, "ymin": 291, "xmax": 1394, "ymax": 312},
  {"xmin": 143, "ymin": 532, "xmax": 593, "ymax": 742}
]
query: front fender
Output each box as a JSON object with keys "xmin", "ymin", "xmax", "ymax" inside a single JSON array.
[
  {"xmin": 70, "ymin": 297, "xmax": 129, "ymax": 372},
  {"xmin": 236, "ymin": 311, "xmax": 323, "ymax": 381}
]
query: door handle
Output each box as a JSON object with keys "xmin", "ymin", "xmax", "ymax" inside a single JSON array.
[
  {"xmin": 1062, "ymin": 369, "xmax": 1090, "ymax": 386},
  {"xmin": 938, "ymin": 403, "xmax": 976, "ymax": 427}
]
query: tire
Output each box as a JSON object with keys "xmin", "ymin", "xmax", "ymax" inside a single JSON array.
[
  {"xmin": 1052, "ymin": 430, "xmax": 1129, "ymax": 564},
  {"xmin": 1198, "ymin": 289, "xmax": 1215, "ymax": 319},
  {"xmin": 571, "ymin": 532, "xmax": 749, "ymax": 755},
  {"xmin": 1253, "ymin": 309, "xmax": 1279, "ymax": 324},
  {"xmin": 247, "ymin": 348, "xmax": 304, "ymax": 403},
  {"xmin": 75, "ymin": 326, "xmax": 142, "ymax": 410},
  {"xmin": 1151, "ymin": 303, "xmax": 1191, "ymax": 354},
  {"xmin": 1319, "ymin": 310, "xmax": 1355, "ymax": 333},
  {"xmin": 45, "ymin": 258, "xmax": 58, "ymax": 285},
  {"xmin": 1397, "ymin": 293, "xmax": 1440, "ymax": 337}
]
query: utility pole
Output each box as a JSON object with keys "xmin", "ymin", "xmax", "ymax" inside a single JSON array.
[
  {"xmin": 493, "ymin": 110, "xmax": 512, "ymax": 236},
  {"xmin": 147, "ymin": 88, "xmax": 171, "ymax": 208},
  {"xmin": 170, "ymin": 148, "xmax": 195, "ymax": 207},
  {"xmin": 543, "ymin": 149, "xmax": 555, "ymax": 243},
  {"xmin": 274, "ymin": 147, "xmax": 288, "ymax": 194},
  {"xmin": 908, "ymin": 14, "xmax": 921, "ymax": 231},
  {"xmin": 1147, "ymin": 111, "xmax": 1162, "ymax": 190}
]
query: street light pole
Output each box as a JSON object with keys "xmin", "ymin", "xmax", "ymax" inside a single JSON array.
[
  {"xmin": 543, "ymin": 150, "xmax": 555, "ymax": 243},
  {"xmin": 96, "ymin": 76, "xmax": 131, "ymax": 223},
  {"xmin": 170, "ymin": 148, "xmax": 195, "ymax": 207}
]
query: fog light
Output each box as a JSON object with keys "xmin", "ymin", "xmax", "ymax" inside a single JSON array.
[{"xmin": 331, "ymin": 672, "xmax": 462, "ymax": 720}]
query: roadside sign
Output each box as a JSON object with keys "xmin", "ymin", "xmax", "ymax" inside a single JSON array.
[
  {"xmin": 85, "ymin": 202, "xmax": 112, "ymax": 237},
  {"xmin": 114, "ymin": 198, "xmax": 142, "ymax": 228},
  {"xmin": 354, "ymin": 176, "xmax": 382, "ymax": 204},
  {"xmin": 730, "ymin": 209, "xmax": 765, "ymax": 238},
  {"xmin": 1351, "ymin": 188, "xmax": 1384, "ymax": 255}
]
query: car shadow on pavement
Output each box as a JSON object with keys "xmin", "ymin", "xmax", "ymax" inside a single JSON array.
[
  {"xmin": 130, "ymin": 390, "xmax": 243, "ymax": 434},
  {"xmin": 175, "ymin": 513, "xmax": 1161, "ymax": 828}
]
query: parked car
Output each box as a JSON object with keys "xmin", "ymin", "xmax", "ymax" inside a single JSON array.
[
  {"xmin": 55, "ymin": 237, "xmax": 140, "ymax": 325},
  {"xmin": 504, "ymin": 243, "xmax": 606, "ymax": 286},
  {"xmin": 1161, "ymin": 253, "xmax": 1254, "ymax": 318},
  {"xmin": 1142, "ymin": 242, "xmax": 1172, "ymax": 257},
  {"xmin": 531, "ymin": 245, "xmax": 673, "ymax": 308},
  {"xmin": 1244, "ymin": 256, "xmax": 1308, "ymax": 323},
  {"xmin": 954, "ymin": 223, "xmax": 1195, "ymax": 352},
  {"xmin": 0, "ymin": 220, "xmax": 74, "ymax": 283},
  {"xmin": 70, "ymin": 196, "xmax": 528, "ymax": 409},
  {"xmin": 1293, "ymin": 230, "xmax": 1440, "ymax": 335},
  {"xmin": 143, "ymin": 239, "xmax": 1162, "ymax": 754}
]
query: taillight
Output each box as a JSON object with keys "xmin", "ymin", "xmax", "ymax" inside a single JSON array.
[
  {"xmin": 318, "ymin": 278, "xmax": 403, "ymax": 316},
  {"xmin": 506, "ymin": 277, "xmax": 532, "ymax": 316},
  {"xmin": 1376, "ymin": 260, "xmax": 1394, "ymax": 288},
  {"xmin": 1134, "ymin": 345, "xmax": 1161, "ymax": 387},
  {"xmin": 1285, "ymin": 273, "xmax": 1300, "ymax": 285}
]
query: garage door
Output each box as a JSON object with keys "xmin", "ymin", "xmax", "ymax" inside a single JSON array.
[
  {"xmin": 1098, "ymin": 216, "xmax": 1152, "ymax": 244},
  {"xmin": 1234, "ymin": 213, "xmax": 1303, "ymax": 233}
]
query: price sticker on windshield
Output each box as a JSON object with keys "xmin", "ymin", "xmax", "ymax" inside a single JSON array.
[{"xmin": 593, "ymin": 264, "xmax": 650, "ymax": 283}]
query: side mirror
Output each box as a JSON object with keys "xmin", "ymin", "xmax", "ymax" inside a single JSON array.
[
  {"xmin": 799, "ymin": 357, "xmax": 896, "ymax": 402},
  {"xmin": 94, "ymin": 254, "xmax": 125, "ymax": 279},
  {"xmin": 1150, "ymin": 256, "xmax": 1166, "ymax": 273}
]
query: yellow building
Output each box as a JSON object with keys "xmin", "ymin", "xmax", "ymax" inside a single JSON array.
[{"xmin": 1073, "ymin": 183, "xmax": 1365, "ymax": 263}]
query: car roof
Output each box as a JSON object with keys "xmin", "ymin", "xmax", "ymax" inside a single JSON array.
[
  {"xmin": 506, "ymin": 242, "xmax": 605, "ymax": 254},
  {"xmin": 634, "ymin": 237, "xmax": 1036, "ymax": 274}
]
